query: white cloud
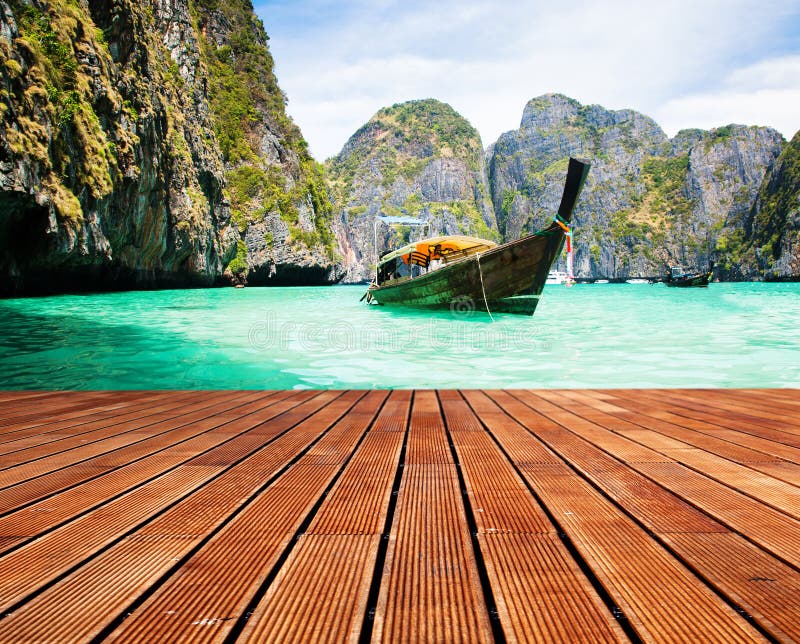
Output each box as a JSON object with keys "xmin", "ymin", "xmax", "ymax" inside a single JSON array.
[
  {"xmin": 725, "ymin": 55, "xmax": 800, "ymax": 89},
  {"xmin": 653, "ymin": 56, "xmax": 800, "ymax": 140},
  {"xmin": 258, "ymin": 0, "xmax": 800, "ymax": 158}
]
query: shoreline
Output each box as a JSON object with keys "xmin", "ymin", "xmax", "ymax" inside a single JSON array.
[{"xmin": 3, "ymin": 274, "xmax": 799, "ymax": 301}]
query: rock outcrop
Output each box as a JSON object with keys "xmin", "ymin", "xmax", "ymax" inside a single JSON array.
[
  {"xmin": 734, "ymin": 129, "xmax": 800, "ymax": 279},
  {"xmin": 0, "ymin": 0, "xmax": 338, "ymax": 296},
  {"xmin": 330, "ymin": 93, "xmax": 790, "ymax": 282},
  {"xmin": 327, "ymin": 99, "xmax": 497, "ymax": 282},
  {"xmin": 487, "ymin": 94, "xmax": 785, "ymax": 279}
]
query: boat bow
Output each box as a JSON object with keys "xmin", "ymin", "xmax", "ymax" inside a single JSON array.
[{"xmin": 366, "ymin": 157, "xmax": 591, "ymax": 315}]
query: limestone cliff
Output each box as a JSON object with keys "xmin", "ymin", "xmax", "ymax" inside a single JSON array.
[
  {"xmin": 733, "ymin": 129, "xmax": 800, "ymax": 279},
  {"xmin": 327, "ymin": 99, "xmax": 497, "ymax": 283},
  {"xmin": 0, "ymin": 0, "xmax": 338, "ymax": 296},
  {"xmin": 487, "ymin": 94, "xmax": 785, "ymax": 279},
  {"xmin": 192, "ymin": 0, "xmax": 339, "ymax": 286}
]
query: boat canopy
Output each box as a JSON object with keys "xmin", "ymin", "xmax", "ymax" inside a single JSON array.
[
  {"xmin": 378, "ymin": 235, "xmax": 497, "ymax": 267},
  {"xmin": 377, "ymin": 215, "xmax": 428, "ymax": 225}
]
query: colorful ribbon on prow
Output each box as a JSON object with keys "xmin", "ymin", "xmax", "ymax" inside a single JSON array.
[{"xmin": 554, "ymin": 213, "xmax": 575, "ymax": 285}]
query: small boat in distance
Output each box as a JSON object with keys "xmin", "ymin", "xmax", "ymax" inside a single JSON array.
[
  {"xmin": 666, "ymin": 262, "xmax": 714, "ymax": 287},
  {"xmin": 364, "ymin": 158, "xmax": 591, "ymax": 316},
  {"xmin": 546, "ymin": 270, "xmax": 568, "ymax": 285},
  {"xmin": 625, "ymin": 278, "xmax": 650, "ymax": 284},
  {"xmin": 594, "ymin": 279, "xmax": 609, "ymax": 284}
]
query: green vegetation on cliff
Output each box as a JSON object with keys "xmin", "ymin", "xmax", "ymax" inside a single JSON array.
[
  {"xmin": 1, "ymin": 0, "xmax": 131, "ymax": 223},
  {"xmin": 373, "ymin": 99, "xmax": 482, "ymax": 161},
  {"xmin": 191, "ymin": 0, "xmax": 304, "ymax": 162},
  {"xmin": 190, "ymin": 0, "xmax": 336, "ymax": 261},
  {"xmin": 327, "ymin": 99, "xmax": 484, "ymax": 207},
  {"xmin": 745, "ymin": 130, "xmax": 800, "ymax": 271},
  {"xmin": 638, "ymin": 155, "xmax": 694, "ymax": 223},
  {"xmin": 1, "ymin": 0, "xmax": 343, "ymax": 294}
]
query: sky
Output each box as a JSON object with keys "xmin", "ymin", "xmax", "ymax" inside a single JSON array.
[{"xmin": 254, "ymin": 0, "xmax": 800, "ymax": 160}]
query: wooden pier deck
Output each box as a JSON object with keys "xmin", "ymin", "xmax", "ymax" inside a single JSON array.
[{"xmin": 0, "ymin": 388, "xmax": 798, "ymax": 642}]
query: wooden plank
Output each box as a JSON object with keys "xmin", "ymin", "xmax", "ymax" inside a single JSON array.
[
  {"xmin": 97, "ymin": 391, "xmax": 384, "ymax": 643},
  {"xmin": 0, "ymin": 391, "xmax": 70, "ymax": 405},
  {"xmin": 559, "ymin": 390, "xmax": 789, "ymax": 464},
  {"xmin": 655, "ymin": 448, "xmax": 800, "ymax": 516},
  {"xmin": 243, "ymin": 534, "xmax": 380, "ymax": 642},
  {"xmin": 0, "ymin": 391, "xmax": 136, "ymax": 427},
  {"xmin": 491, "ymin": 390, "xmax": 800, "ymax": 640},
  {"xmin": 442, "ymin": 391, "xmax": 553, "ymax": 536},
  {"xmin": 0, "ymin": 390, "xmax": 271, "ymax": 502},
  {"xmin": 553, "ymin": 391, "xmax": 800, "ymax": 515},
  {"xmin": 591, "ymin": 389, "xmax": 800, "ymax": 466},
  {"xmin": 442, "ymin": 392, "xmax": 625, "ymax": 642},
  {"xmin": 0, "ymin": 391, "xmax": 341, "ymax": 616},
  {"xmin": 0, "ymin": 390, "xmax": 197, "ymax": 451},
  {"xmin": 466, "ymin": 390, "xmax": 761, "ymax": 642},
  {"xmin": 0, "ymin": 392, "xmax": 276, "ymax": 517},
  {"xmin": 678, "ymin": 389, "xmax": 800, "ymax": 430},
  {"xmin": 634, "ymin": 461, "xmax": 800, "ymax": 569},
  {"xmin": 235, "ymin": 391, "xmax": 407, "ymax": 642},
  {"xmin": 0, "ymin": 388, "xmax": 796, "ymax": 642},
  {"xmin": 0, "ymin": 391, "xmax": 295, "ymax": 550},
  {"xmin": 479, "ymin": 533, "xmax": 626, "ymax": 643},
  {"xmin": 489, "ymin": 391, "xmax": 725, "ymax": 536},
  {"xmin": 756, "ymin": 388, "xmax": 800, "ymax": 410},
  {"xmin": 631, "ymin": 389, "xmax": 800, "ymax": 443},
  {"xmin": 304, "ymin": 390, "xmax": 410, "ymax": 536},
  {"xmin": 618, "ymin": 388, "xmax": 800, "ymax": 439},
  {"xmin": 0, "ymin": 390, "xmax": 241, "ymax": 487},
  {"xmin": 518, "ymin": 390, "xmax": 800, "ymax": 568},
  {"xmin": 0, "ymin": 391, "xmax": 219, "ymax": 462},
  {"xmin": 372, "ymin": 391, "xmax": 493, "ymax": 643},
  {"xmin": 588, "ymin": 390, "xmax": 800, "ymax": 464},
  {"xmin": 662, "ymin": 532, "xmax": 800, "ymax": 642},
  {"xmin": 0, "ymin": 389, "xmax": 116, "ymax": 414}
]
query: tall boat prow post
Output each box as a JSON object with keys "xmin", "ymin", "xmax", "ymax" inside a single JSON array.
[{"xmin": 364, "ymin": 157, "xmax": 591, "ymax": 316}]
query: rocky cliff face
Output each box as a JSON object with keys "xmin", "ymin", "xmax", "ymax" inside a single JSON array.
[
  {"xmin": 734, "ymin": 129, "xmax": 800, "ymax": 278},
  {"xmin": 487, "ymin": 94, "xmax": 785, "ymax": 279},
  {"xmin": 192, "ymin": 0, "xmax": 339, "ymax": 286},
  {"xmin": 327, "ymin": 99, "xmax": 497, "ymax": 282},
  {"xmin": 0, "ymin": 0, "xmax": 338, "ymax": 296}
]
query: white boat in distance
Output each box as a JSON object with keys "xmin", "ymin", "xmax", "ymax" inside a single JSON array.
[
  {"xmin": 594, "ymin": 279, "xmax": 609, "ymax": 284},
  {"xmin": 625, "ymin": 278, "xmax": 650, "ymax": 284},
  {"xmin": 546, "ymin": 270, "xmax": 569, "ymax": 285}
]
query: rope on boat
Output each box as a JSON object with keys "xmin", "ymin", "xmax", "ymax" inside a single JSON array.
[{"xmin": 476, "ymin": 254, "xmax": 495, "ymax": 322}]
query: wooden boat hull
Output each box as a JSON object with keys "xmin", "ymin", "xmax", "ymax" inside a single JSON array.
[
  {"xmin": 666, "ymin": 270, "xmax": 713, "ymax": 287},
  {"xmin": 367, "ymin": 225, "xmax": 565, "ymax": 315},
  {"xmin": 366, "ymin": 157, "xmax": 591, "ymax": 316}
]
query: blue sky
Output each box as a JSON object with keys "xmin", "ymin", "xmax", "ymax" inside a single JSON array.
[{"xmin": 255, "ymin": 0, "xmax": 800, "ymax": 160}]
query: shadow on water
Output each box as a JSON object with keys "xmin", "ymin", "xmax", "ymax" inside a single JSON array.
[{"xmin": 0, "ymin": 305, "xmax": 304, "ymax": 390}]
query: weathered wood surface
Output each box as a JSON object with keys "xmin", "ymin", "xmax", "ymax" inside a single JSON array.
[
  {"xmin": 368, "ymin": 227, "xmax": 562, "ymax": 315},
  {"xmin": 0, "ymin": 388, "xmax": 798, "ymax": 642}
]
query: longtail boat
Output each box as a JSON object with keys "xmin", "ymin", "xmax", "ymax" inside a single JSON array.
[
  {"xmin": 364, "ymin": 157, "xmax": 590, "ymax": 316},
  {"xmin": 665, "ymin": 262, "xmax": 714, "ymax": 287}
]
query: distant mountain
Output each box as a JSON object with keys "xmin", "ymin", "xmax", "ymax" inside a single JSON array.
[
  {"xmin": 487, "ymin": 93, "xmax": 785, "ymax": 279},
  {"xmin": 326, "ymin": 99, "xmax": 497, "ymax": 282},
  {"xmin": 0, "ymin": 0, "xmax": 339, "ymax": 296},
  {"xmin": 332, "ymin": 93, "xmax": 789, "ymax": 282}
]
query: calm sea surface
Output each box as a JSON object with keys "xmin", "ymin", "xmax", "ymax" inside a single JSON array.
[{"xmin": 0, "ymin": 283, "xmax": 798, "ymax": 389}]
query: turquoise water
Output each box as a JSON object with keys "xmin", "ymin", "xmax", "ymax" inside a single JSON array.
[{"xmin": 0, "ymin": 283, "xmax": 798, "ymax": 389}]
